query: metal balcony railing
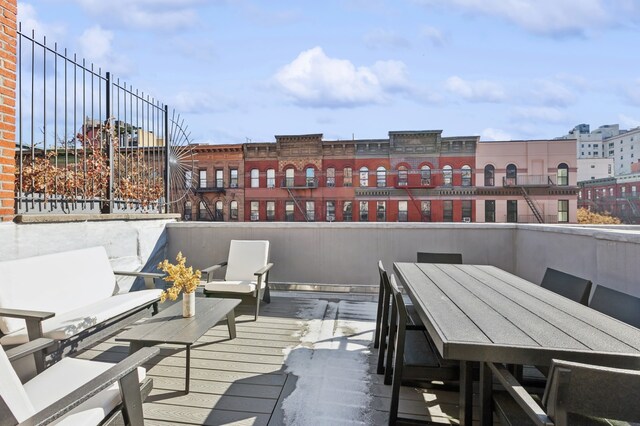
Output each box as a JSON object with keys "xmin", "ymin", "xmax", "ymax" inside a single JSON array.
[
  {"xmin": 503, "ymin": 175, "xmax": 555, "ymax": 187},
  {"xmin": 281, "ymin": 177, "xmax": 319, "ymax": 189}
]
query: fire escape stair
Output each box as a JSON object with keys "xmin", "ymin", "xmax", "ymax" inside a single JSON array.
[
  {"xmin": 197, "ymin": 193, "xmax": 217, "ymax": 221},
  {"xmin": 520, "ymin": 187, "xmax": 544, "ymax": 223},
  {"xmin": 286, "ymin": 187, "xmax": 309, "ymax": 222},
  {"xmin": 403, "ymin": 187, "xmax": 428, "ymax": 221}
]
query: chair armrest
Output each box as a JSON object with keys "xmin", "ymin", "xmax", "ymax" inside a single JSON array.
[
  {"xmin": 0, "ymin": 308, "xmax": 55, "ymax": 341},
  {"xmin": 5, "ymin": 338, "xmax": 55, "ymax": 362},
  {"xmin": 113, "ymin": 271, "xmax": 166, "ymax": 289},
  {"xmin": 201, "ymin": 262, "xmax": 228, "ymax": 282},
  {"xmin": 254, "ymin": 263, "xmax": 274, "ymax": 278},
  {"xmin": 19, "ymin": 346, "xmax": 160, "ymax": 426},
  {"xmin": 488, "ymin": 362, "xmax": 553, "ymax": 426}
]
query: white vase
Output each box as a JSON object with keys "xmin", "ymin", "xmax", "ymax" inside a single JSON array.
[{"xmin": 183, "ymin": 292, "xmax": 195, "ymax": 318}]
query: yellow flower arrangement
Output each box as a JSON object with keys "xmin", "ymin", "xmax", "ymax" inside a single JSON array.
[{"xmin": 158, "ymin": 252, "xmax": 202, "ymax": 302}]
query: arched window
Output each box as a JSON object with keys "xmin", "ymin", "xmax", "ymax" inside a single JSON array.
[
  {"xmin": 184, "ymin": 201, "xmax": 192, "ymax": 221},
  {"xmin": 359, "ymin": 167, "xmax": 369, "ymax": 187},
  {"xmin": 376, "ymin": 166, "xmax": 386, "ymax": 187},
  {"xmin": 306, "ymin": 167, "xmax": 315, "ymax": 187},
  {"xmin": 506, "ymin": 164, "xmax": 517, "ymax": 186},
  {"xmin": 266, "ymin": 168, "xmax": 275, "ymax": 188},
  {"xmin": 215, "ymin": 200, "xmax": 223, "ymax": 221},
  {"xmin": 484, "ymin": 165, "xmax": 495, "ymax": 186},
  {"xmin": 229, "ymin": 200, "xmax": 238, "ymax": 221},
  {"xmin": 326, "ymin": 167, "xmax": 335, "ymax": 187},
  {"xmin": 557, "ymin": 163, "xmax": 569, "ymax": 186},
  {"xmin": 442, "ymin": 165, "xmax": 453, "ymax": 185},
  {"xmin": 250, "ymin": 169, "xmax": 259, "ymax": 188},
  {"xmin": 421, "ymin": 165, "xmax": 431, "ymax": 185},
  {"xmin": 198, "ymin": 201, "xmax": 207, "ymax": 220},
  {"xmin": 397, "ymin": 166, "xmax": 408, "ymax": 186},
  {"xmin": 461, "ymin": 165, "xmax": 472, "ymax": 186},
  {"xmin": 285, "ymin": 168, "xmax": 294, "ymax": 187}
]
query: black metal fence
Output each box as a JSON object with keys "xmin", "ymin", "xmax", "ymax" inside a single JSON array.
[{"xmin": 15, "ymin": 25, "xmax": 194, "ymax": 215}]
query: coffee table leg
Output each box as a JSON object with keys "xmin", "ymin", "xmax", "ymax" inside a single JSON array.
[
  {"xmin": 227, "ymin": 309, "xmax": 237, "ymax": 339},
  {"xmin": 129, "ymin": 341, "xmax": 148, "ymax": 355},
  {"xmin": 185, "ymin": 344, "xmax": 191, "ymax": 393}
]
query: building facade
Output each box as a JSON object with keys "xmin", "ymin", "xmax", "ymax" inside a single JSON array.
[
  {"xmin": 578, "ymin": 173, "xmax": 640, "ymax": 223},
  {"xmin": 190, "ymin": 132, "xmax": 578, "ymax": 224},
  {"xmin": 604, "ymin": 127, "xmax": 640, "ymax": 175}
]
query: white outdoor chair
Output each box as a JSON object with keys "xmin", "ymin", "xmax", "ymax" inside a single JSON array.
[
  {"xmin": 202, "ymin": 240, "xmax": 274, "ymax": 321},
  {"xmin": 0, "ymin": 338, "xmax": 158, "ymax": 426}
]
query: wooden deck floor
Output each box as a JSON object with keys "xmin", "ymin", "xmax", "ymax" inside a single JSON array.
[{"xmin": 75, "ymin": 292, "xmax": 471, "ymax": 425}]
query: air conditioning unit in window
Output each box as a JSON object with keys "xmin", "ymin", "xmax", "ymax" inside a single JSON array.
[{"xmin": 462, "ymin": 217, "xmax": 471, "ymax": 223}]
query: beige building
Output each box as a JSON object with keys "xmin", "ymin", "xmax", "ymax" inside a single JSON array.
[{"xmin": 475, "ymin": 139, "xmax": 578, "ymax": 223}]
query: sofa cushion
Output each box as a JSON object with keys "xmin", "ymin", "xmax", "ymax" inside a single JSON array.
[
  {"xmin": 24, "ymin": 357, "xmax": 145, "ymax": 426},
  {"xmin": 0, "ymin": 343, "xmax": 35, "ymax": 423},
  {"xmin": 225, "ymin": 240, "xmax": 270, "ymax": 282},
  {"xmin": 0, "ymin": 247, "xmax": 117, "ymax": 335},
  {"xmin": 204, "ymin": 280, "xmax": 265, "ymax": 294},
  {"xmin": 0, "ymin": 289, "xmax": 162, "ymax": 346}
]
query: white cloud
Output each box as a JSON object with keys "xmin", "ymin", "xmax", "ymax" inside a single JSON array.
[
  {"xmin": 445, "ymin": 76, "xmax": 507, "ymax": 103},
  {"xmin": 624, "ymin": 79, "xmax": 640, "ymax": 105},
  {"xmin": 421, "ymin": 26, "xmax": 448, "ymax": 47},
  {"xmin": 618, "ymin": 114, "xmax": 640, "ymax": 129},
  {"xmin": 77, "ymin": 26, "xmax": 130, "ymax": 74},
  {"xmin": 416, "ymin": 0, "xmax": 611, "ymax": 37},
  {"xmin": 171, "ymin": 90, "xmax": 238, "ymax": 114},
  {"xmin": 512, "ymin": 106, "xmax": 568, "ymax": 123},
  {"xmin": 18, "ymin": 2, "xmax": 66, "ymax": 41},
  {"xmin": 273, "ymin": 47, "xmax": 413, "ymax": 108},
  {"xmin": 74, "ymin": 0, "xmax": 203, "ymax": 31},
  {"xmin": 364, "ymin": 29, "xmax": 410, "ymax": 49},
  {"xmin": 482, "ymin": 128, "xmax": 512, "ymax": 141},
  {"xmin": 528, "ymin": 79, "xmax": 576, "ymax": 107}
]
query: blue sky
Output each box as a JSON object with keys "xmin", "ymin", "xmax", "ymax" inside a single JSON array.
[{"xmin": 19, "ymin": 0, "xmax": 640, "ymax": 144}]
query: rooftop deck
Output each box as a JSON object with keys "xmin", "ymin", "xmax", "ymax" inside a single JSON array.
[{"xmin": 74, "ymin": 292, "xmax": 470, "ymax": 425}]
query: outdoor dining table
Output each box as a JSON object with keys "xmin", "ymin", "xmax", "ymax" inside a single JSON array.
[{"xmin": 393, "ymin": 262, "xmax": 640, "ymax": 426}]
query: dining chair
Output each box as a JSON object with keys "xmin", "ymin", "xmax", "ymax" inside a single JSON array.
[
  {"xmin": 416, "ymin": 252, "xmax": 463, "ymax": 264},
  {"xmin": 491, "ymin": 359, "xmax": 640, "ymax": 426},
  {"xmin": 374, "ymin": 261, "xmax": 388, "ymax": 350},
  {"xmin": 589, "ymin": 285, "xmax": 640, "ymax": 329},
  {"xmin": 387, "ymin": 274, "xmax": 459, "ymax": 425},
  {"xmin": 202, "ymin": 240, "xmax": 274, "ymax": 321},
  {"xmin": 540, "ymin": 268, "xmax": 592, "ymax": 305}
]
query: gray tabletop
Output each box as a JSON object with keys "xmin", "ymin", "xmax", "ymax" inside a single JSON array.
[{"xmin": 393, "ymin": 262, "xmax": 640, "ymax": 369}]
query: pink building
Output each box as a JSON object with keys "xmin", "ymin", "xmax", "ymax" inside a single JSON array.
[{"xmin": 474, "ymin": 139, "xmax": 578, "ymax": 223}]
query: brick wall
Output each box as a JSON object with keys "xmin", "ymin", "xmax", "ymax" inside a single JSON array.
[{"xmin": 0, "ymin": 0, "xmax": 16, "ymax": 221}]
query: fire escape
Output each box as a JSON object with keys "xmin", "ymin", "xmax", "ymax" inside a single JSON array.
[
  {"xmin": 283, "ymin": 175, "xmax": 318, "ymax": 222},
  {"xmin": 503, "ymin": 175, "xmax": 553, "ymax": 223}
]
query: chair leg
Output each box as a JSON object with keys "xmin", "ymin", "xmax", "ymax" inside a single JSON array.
[
  {"xmin": 263, "ymin": 282, "xmax": 271, "ymax": 304},
  {"xmin": 254, "ymin": 291, "xmax": 261, "ymax": 321}
]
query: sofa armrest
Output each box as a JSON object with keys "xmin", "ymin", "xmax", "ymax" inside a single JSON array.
[
  {"xmin": 0, "ymin": 308, "xmax": 55, "ymax": 341},
  {"xmin": 201, "ymin": 262, "xmax": 227, "ymax": 282},
  {"xmin": 6, "ymin": 338, "xmax": 55, "ymax": 362},
  {"xmin": 19, "ymin": 346, "xmax": 160, "ymax": 426},
  {"xmin": 254, "ymin": 263, "xmax": 274, "ymax": 278},
  {"xmin": 113, "ymin": 271, "xmax": 166, "ymax": 289}
]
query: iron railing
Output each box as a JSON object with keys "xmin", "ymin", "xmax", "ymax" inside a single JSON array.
[
  {"xmin": 503, "ymin": 175, "xmax": 555, "ymax": 187},
  {"xmin": 15, "ymin": 26, "xmax": 194, "ymax": 215}
]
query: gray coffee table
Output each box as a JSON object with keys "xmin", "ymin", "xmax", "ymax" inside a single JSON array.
[{"xmin": 116, "ymin": 297, "xmax": 241, "ymax": 393}]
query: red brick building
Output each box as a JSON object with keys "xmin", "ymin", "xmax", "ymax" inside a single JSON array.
[
  {"xmin": 0, "ymin": 0, "xmax": 16, "ymax": 222},
  {"xmin": 578, "ymin": 174, "xmax": 640, "ymax": 223}
]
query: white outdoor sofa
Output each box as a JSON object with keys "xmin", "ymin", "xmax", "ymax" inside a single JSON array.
[{"xmin": 0, "ymin": 246, "xmax": 163, "ymax": 370}]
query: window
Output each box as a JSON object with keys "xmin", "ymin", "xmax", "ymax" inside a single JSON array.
[
  {"xmin": 376, "ymin": 201, "xmax": 386, "ymax": 221},
  {"xmin": 184, "ymin": 201, "xmax": 192, "ymax": 221},
  {"xmin": 306, "ymin": 167, "xmax": 315, "ymax": 187},
  {"xmin": 285, "ymin": 201, "xmax": 294, "ymax": 221},
  {"xmin": 199, "ymin": 201, "xmax": 207, "ymax": 220},
  {"xmin": 250, "ymin": 169, "xmax": 259, "ymax": 188},
  {"xmin": 622, "ymin": 187, "xmax": 626, "ymax": 196},
  {"xmin": 507, "ymin": 200, "xmax": 518, "ymax": 223},
  {"xmin": 609, "ymin": 188, "xmax": 614, "ymax": 197},
  {"xmin": 285, "ymin": 168, "xmax": 294, "ymax": 187},
  {"xmin": 558, "ymin": 200, "xmax": 569, "ymax": 223},
  {"xmin": 266, "ymin": 201, "xmax": 275, "ymax": 221},
  {"xmin": 185, "ymin": 171, "xmax": 192, "ymax": 189},
  {"xmin": 484, "ymin": 165, "xmax": 495, "ymax": 186},
  {"xmin": 306, "ymin": 201, "xmax": 315, "ymax": 221},
  {"xmin": 397, "ymin": 167, "xmax": 408, "ymax": 186},
  {"xmin": 633, "ymin": 186, "xmax": 637, "ymax": 197},
  {"xmin": 229, "ymin": 200, "xmax": 238, "ymax": 220},
  {"xmin": 215, "ymin": 169, "xmax": 224, "ymax": 188},
  {"xmin": 461, "ymin": 165, "xmax": 472, "ymax": 186},
  {"xmin": 398, "ymin": 201, "xmax": 408, "ymax": 222},
  {"xmin": 326, "ymin": 201, "xmax": 335, "ymax": 221},
  {"xmin": 230, "ymin": 169, "xmax": 238, "ymax": 188},
  {"xmin": 485, "ymin": 200, "xmax": 495, "ymax": 223},
  {"xmin": 587, "ymin": 190, "xmax": 591, "ymax": 199},
  {"xmin": 376, "ymin": 167, "xmax": 386, "ymax": 187},
  {"xmin": 461, "ymin": 200, "xmax": 472, "ymax": 221},
  {"xmin": 421, "ymin": 165, "xmax": 431, "ymax": 185},
  {"xmin": 421, "ymin": 201, "xmax": 431, "ymax": 221},
  {"xmin": 214, "ymin": 201, "xmax": 223, "ymax": 221},
  {"xmin": 343, "ymin": 201, "xmax": 353, "ymax": 221},
  {"xmin": 359, "ymin": 167, "xmax": 369, "ymax": 187},
  {"xmin": 506, "ymin": 164, "xmax": 517, "ymax": 186},
  {"xmin": 250, "ymin": 201, "xmax": 259, "ymax": 221},
  {"xmin": 442, "ymin": 165, "xmax": 453, "ymax": 185},
  {"xmin": 359, "ymin": 201, "xmax": 368, "ymax": 221},
  {"xmin": 266, "ymin": 169, "xmax": 275, "ymax": 188},
  {"xmin": 326, "ymin": 168, "xmax": 335, "ymax": 187},
  {"xmin": 199, "ymin": 169, "xmax": 207, "ymax": 188},
  {"xmin": 443, "ymin": 200, "xmax": 453, "ymax": 222},
  {"xmin": 557, "ymin": 163, "xmax": 569, "ymax": 186},
  {"xmin": 343, "ymin": 167, "xmax": 353, "ymax": 187}
]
